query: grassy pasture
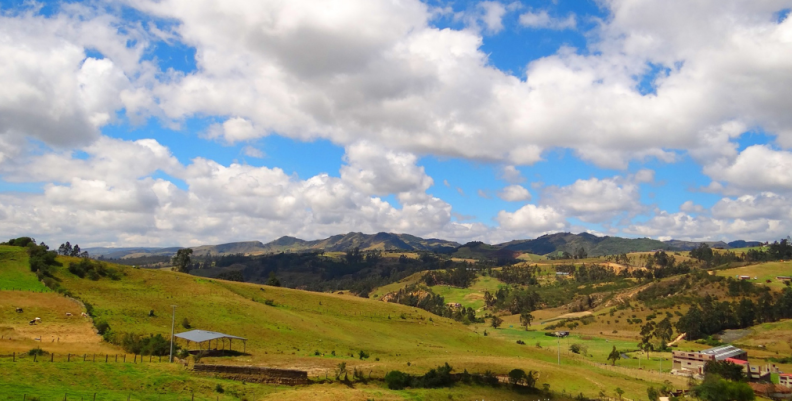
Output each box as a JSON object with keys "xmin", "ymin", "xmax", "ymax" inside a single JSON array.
[
  {"xmin": 0, "ymin": 246, "xmax": 49, "ymax": 292},
  {"xmin": 428, "ymin": 275, "xmax": 506, "ymax": 312},
  {"xmin": 715, "ymin": 262, "xmax": 792, "ymax": 290},
  {"xmin": 0, "ymin": 246, "xmax": 694, "ymax": 400}
]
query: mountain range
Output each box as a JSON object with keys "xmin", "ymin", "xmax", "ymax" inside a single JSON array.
[{"xmin": 85, "ymin": 232, "xmax": 763, "ymax": 259}]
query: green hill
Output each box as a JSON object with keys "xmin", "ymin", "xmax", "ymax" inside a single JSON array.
[
  {"xmin": 499, "ymin": 232, "xmax": 668, "ymax": 256},
  {"xmin": 0, "ymin": 245, "xmax": 682, "ymax": 400}
]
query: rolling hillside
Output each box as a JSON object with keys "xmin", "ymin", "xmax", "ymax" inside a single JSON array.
[
  {"xmin": 498, "ymin": 232, "xmax": 668, "ymax": 256},
  {"xmin": 0, "ymin": 244, "xmax": 684, "ymax": 400}
]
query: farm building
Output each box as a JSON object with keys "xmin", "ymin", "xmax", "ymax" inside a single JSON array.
[
  {"xmin": 175, "ymin": 329, "xmax": 247, "ymax": 355},
  {"xmin": 749, "ymin": 382, "xmax": 792, "ymax": 399},
  {"xmin": 781, "ymin": 373, "xmax": 792, "ymax": 388},
  {"xmin": 672, "ymin": 345, "xmax": 747, "ymax": 376}
]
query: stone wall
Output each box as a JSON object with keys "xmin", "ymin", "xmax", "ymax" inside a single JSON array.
[{"xmin": 193, "ymin": 364, "xmax": 309, "ymax": 385}]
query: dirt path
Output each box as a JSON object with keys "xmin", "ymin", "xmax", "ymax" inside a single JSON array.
[{"xmin": 667, "ymin": 333, "xmax": 686, "ymax": 347}]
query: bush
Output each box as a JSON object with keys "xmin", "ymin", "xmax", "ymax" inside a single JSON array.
[
  {"xmin": 358, "ymin": 350, "xmax": 370, "ymax": 360},
  {"xmin": 384, "ymin": 370, "xmax": 411, "ymax": 390},
  {"xmin": 264, "ymin": 299, "xmax": 275, "ymax": 306},
  {"xmin": 95, "ymin": 320, "xmax": 110, "ymax": 335},
  {"xmin": 114, "ymin": 333, "xmax": 172, "ymax": 356},
  {"xmin": 27, "ymin": 347, "xmax": 47, "ymax": 356},
  {"xmin": 516, "ymin": 340, "xmax": 526, "ymax": 345},
  {"xmin": 215, "ymin": 384, "xmax": 224, "ymax": 393}
]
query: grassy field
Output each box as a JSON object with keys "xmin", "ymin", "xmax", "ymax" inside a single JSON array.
[
  {"xmin": 516, "ymin": 253, "xmax": 548, "ymax": 262},
  {"xmin": 429, "ymin": 276, "xmax": 506, "ymax": 312},
  {"xmin": 0, "ymin": 246, "xmax": 49, "ymax": 292},
  {"xmin": 0, "ymin": 246, "xmax": 696, "ymax": 400},
  {"xmin": 716, "ymin": 262, "xmax": 792, "ymax": 290}
]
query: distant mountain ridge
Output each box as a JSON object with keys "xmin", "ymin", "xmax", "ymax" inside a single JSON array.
[{"xmin": 86, "ymin": 232, "xmax": 763, "ymax": 259}]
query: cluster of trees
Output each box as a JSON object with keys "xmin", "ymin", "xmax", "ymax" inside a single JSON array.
[
  {"xmin": 57, "ymin": 242, "xmax": 88, "ymax": 258},
  {"xmin": 638, "ymin": 317, "xmax": 674, "ymax": 354},
  {"xmin": 387, "ymin": 284, "xmax": 482, "ymax": 324},
  {"xmin": 484, "ymin": 286, "xmax": 542, "ymax": 315},
  {"xmin": 171, "ymin": 248, "xmax": 193, "ymax": 273},
  {"xmin": 491, "ymin": 264, "xmax": 539, "ymax": 286},
  {"xmin": 422, "ymin": 265, "xmax": 477, "ymax": 287},
  {"xmin": 385, "ymin": 363, "xmax": 516, "ymax": 390},
  {"xmin": 744, "ymin": 238, "xmax": 792, "ymax": 262},
  {"xmin": 690, "ymin": 244, "xmax": 742, "ymax": 267},
  {"xmin": 68, "ymin": 258, "xmax": 118, "ymax": 280},
  {"xmin": 546, "ymin": 247, "xmax": 588, "ymax": 260},
  {"xmin": 676, "ymin": 290, "xmax": 792, "ymax": 340}
]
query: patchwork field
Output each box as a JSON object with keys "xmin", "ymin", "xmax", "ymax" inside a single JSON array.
[
  {"xmin": 0, "ymin": 245, "xmax": 688, "ymax": 400},
  {"xmin": 716, "ymin": 262, "xmax": 792, "ymax": 290}
]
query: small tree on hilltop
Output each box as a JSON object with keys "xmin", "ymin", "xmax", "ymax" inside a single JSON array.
[
  {"xmin": 491, "ymin": 315, "xmax": 503, "ymax": 328},
  {"xmin": 172, "ymin": 248, "xmax": 193, "ymax": 273}
]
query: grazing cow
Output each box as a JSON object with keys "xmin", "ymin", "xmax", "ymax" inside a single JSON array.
[
  {"xmin": 15, "ymin": 308, "xmax": 23, "ymax": 313},
  {"xmin": 65, "ymin": 313, "xmax": 72, "ymax": 317},
  {"xmin": 34, "ymin": 317, "xmax": 41, "ymax": 323},
  {"xmin": 29, "ymin": 320, "xmax": 36, "ymax": 325}
]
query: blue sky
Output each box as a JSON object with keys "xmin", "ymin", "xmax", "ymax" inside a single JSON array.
[{"xmin": 0, "ymin": 0, "xmax": 790, "ymax": 246}]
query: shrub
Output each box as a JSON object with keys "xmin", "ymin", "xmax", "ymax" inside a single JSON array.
[
  {"xmin": 570, "ymin": 344, "xmax": 582, "ymax": 354},
  {"xmin": 264, "ymin": 299, "xmax": 275, "ymax": 306},
  {"xmin": 181, "ymin": 318, "xmax": 191, "ymax": 329},
  {"xmin": 385, "ymin": 370, "xmax": 411, "ymax": 389},
  {"xmin": 27, "ymin": 347, "xmax": 47, "ymax": 356},
  {"xmin": 95, "ymin": 320, "xmax": 110, "ymax": 335},
  {"xmin": 358, "ymin": 350, "xmax": 370, "ymax": 360},
  {"xmin": 215, "ymin": 384, "xmax": 224, "ymax": 393},
  {"xmin": 516, "ymin": 340, "xmax": 526, "ymax": 345}
]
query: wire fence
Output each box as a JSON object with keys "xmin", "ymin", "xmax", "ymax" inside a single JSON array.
[
  {"xmin": 0, "ymin": 352, "xmax": 170, "ymax": 364},
  {"xmin": 7, "ymin": 392, "xmax": 231, "ymax": 401}
]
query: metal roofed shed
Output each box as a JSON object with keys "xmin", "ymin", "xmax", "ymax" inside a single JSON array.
[
  {"xmin": 699, "ymin": 345, "xmax": 747, "ymax": 361},
  {"xmin": 175, "ymin": 329, "xmax": 247, "ymax": 354}
]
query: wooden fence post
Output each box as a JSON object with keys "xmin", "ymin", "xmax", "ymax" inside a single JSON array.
[
  {"xmin": 33, "ymin": 354, "xmax": 36, "ymax": 362},
  {"xmin": 105, "ymin": 355, "xmax": 108, "ymax": 363},
  {"xmin": 123, "ymin": 354, "xmax": 126, "ymax": 362},
  {"xmin": 83, "ymin": 354, "xmax": 86, "ymax": 362},
  {"xmin": 51, "ymin": 353, "xmax": 54, "ymax": 362},
  {"xmin": 92, "ymin": 354, "xmax": 95, "ymax": 362},
  {"xmin": 12, "ymin": 352, "xmax": 14, "ymax": 362}
]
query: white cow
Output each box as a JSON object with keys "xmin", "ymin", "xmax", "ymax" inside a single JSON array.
[
  {"xmin": 65, "ymin": 313, "xmax": 72, "ymax": 317},
  {"xmin": 34, "ymin": 317, "xmax": 41, "ymax": 323}
]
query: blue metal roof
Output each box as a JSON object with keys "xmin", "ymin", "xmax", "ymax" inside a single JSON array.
[{"xmin": 174, "ymin": 330, "xmax": 246, "ymax": 343}]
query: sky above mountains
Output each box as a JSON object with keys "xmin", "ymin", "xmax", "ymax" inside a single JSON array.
[{"xmin": 1, "ymin": 0, "xmax": 791, "ymax": 247}]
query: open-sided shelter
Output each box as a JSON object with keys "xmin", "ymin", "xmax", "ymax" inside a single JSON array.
[{"xmin": 175, "ymin": 329, "xmax": 247, "ymax": 354}]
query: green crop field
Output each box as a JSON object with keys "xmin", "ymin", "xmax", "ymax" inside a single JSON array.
[
  {"xmin": 0, "ymin": 245, "xmax": 692, "ymax": 400},
  {"xmin": 0, "ymin": 246, "xmax": 49, "ymax": 292},
  {"xmin": 716, "ymin": 262, "xmax": 792, "ymax": 290}
]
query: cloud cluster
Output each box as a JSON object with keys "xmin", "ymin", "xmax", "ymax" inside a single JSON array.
[
  {"xmin": 0, "ymin": 136, "xmax": 493, "ymax": 246},
  {"xmin": 2, "ymin": 0, "xmax": 792, "ymax": 244}
]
